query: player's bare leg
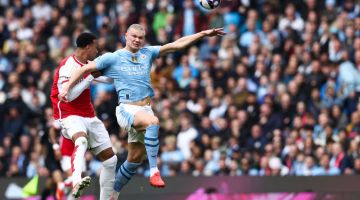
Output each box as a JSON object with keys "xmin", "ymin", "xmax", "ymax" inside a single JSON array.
[
  {"xmin": 109, "ymin": 192, "xmax": 120, "ymax": 200},
  {"xmin": 52, "ymin": 170, "xmax": 65, "ymax": 200}
]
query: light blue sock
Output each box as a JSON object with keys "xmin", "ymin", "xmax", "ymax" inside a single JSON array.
[
  {"xmin": 114, "ymin": 160, "xmax": 141, "ymax": 192},
  {"xmin": 144, "ymin": 125, "xmax": 160, "ymax": 169}
]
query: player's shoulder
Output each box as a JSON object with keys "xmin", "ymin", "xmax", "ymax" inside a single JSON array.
[
  {"xmin": 59, "ymin": 55, "xmax": 79, "ymax": 71},
  {"xmin": 113, "ymin": 49, "xmax": 124, "ymax": 55},
  {"xmin": 141, "ymin": 45, "xmax": 156, "ymax": 51},
  {"xmin": 100, "ymin": 51, "xmax": 119, "ymax": 59},
  {"xmin": 140, "ymin": 45, "xmax": 159, "ymax": 54},
  {"xmin": 58, "ymin": 55, "xmax": 73, "ymax": 67},
  {"xmin": 96, "ymin": 51, "xmax": 119, "ymax": 65}
]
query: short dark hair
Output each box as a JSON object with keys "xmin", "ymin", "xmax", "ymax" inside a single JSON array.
[{"xmin": 76, "ymin": 32, "xmax": 97, "ymax": 48}]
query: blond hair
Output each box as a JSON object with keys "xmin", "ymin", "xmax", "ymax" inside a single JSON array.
[{"xmin": 127, "ymin": 24, "xmax": 145, "ymax": 32}]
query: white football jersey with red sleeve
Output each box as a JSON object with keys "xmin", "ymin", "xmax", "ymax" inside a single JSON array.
[{"xmin": 50, "ymin": 55, "xmax": 95, "ymax": 120}]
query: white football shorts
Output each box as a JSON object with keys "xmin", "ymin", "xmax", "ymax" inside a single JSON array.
[
  {"xmin": 60, "ymin": 115, "xmax": 112, "ymax": 155},
  {"xmin": 115, "ymin": 104, "xmax": 154, "ymax": 143}
]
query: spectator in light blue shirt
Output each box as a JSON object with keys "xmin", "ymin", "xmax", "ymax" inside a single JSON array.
[
  {"xmin": 199, "ymin": 37, "xmax": 220, "ymax": 60},
  {"xmin": 183, "ymin": 0, "xmax": 195, "ymax": 36},
  {"xmin": 172, "ymin": 55, "xmax": 199, "ymax": 87},
  {"xmin": 240, "ymin": 19, "xmax": 261, "ymax": 48},
  {"xmin": 295, "ymin": 156, "xmax": 317, "ymax": 176},
  {"xmin": 312, "ymin": 154, "xmax": 341, "ymax": 176},
  {"xmin": 203, "ymin": 149, "xmax": 220, "ymax": 176},
  {"xmin": 338, "ymin": 57, "xmax": 360, "ymax": 94},
  {"xmin": 290, "ymin": 153, "xmax": 305, "ymax": 175},
  {"xmin": 161, "ymin": 136, "xmax": 185, "ymax": 177},
  {"xmin": 0, "ymin": 52, "xmax": 12, "ymax": 74}
]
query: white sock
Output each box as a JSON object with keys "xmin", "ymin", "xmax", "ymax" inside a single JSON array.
[
  {"xmin": 57, "ymin": 182, "xmax": 64, "ymax": 190},
  {"xmin": 67, "ymin": 193, "xmax": 77, "ymax": 200},
  {"xmin": 110, "ymin": 191, "xmax": 120, "ymax": 200},
  {"xmin": 100, "ymin": 155, "xmax": 117, "ymax": 200},
  {"xmin": 63, "ymin": 176, "xmax": 75, "ymax": 200},
  {"xmin": 72, "ymin": 137, "xmax": 88, "ymax": 187},
  {"xmin": 150, "ymin": 167, "xmax": 159, "ymax": 177},
  {"xmin": 64, "ymin": 176, "xmax": 72, "ymax": 187}
]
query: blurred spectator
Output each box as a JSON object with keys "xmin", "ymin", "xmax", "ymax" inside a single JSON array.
[
  {"xmin": 246, "ymin": 124, "xmax": 267, "ymax": 153},
  {"xmin": 172, "ymin": 55, "xmax": 199, "ymax": 89},
  {"xmin": 278, "ymin": 3, "xmax": 304, "ymax": 32},
  {"xmin": 31, "ymin": 0, "xmax": 52, "ymax": 22},
  {"xmin": 177, "ymin": 113, "xmax": 199, "ymax": 159},
  {"xmin": 312, "ymin": 154, "xmax": 341, "ymax": 175},
  {"xmin": 161, "ymin": 136, "xmax": 185, "ymax": 176},
  {"xmin": 175, "ymin": 0, "xmax": 207, "ymax": 38}
]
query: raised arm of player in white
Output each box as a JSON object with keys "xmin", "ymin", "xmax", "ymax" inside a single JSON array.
[
  {"xmin": 65, "ymin": 75, "xmax": 93, "ymax": 101},
  {"xmin": 65, "ymin": 75, "xmax": 113, "ymax": 102},
  {"xmin": 94, "ymin": 76, "xmax": 113, "ymax": 84},
  {"xmin": 59, "ymin": 61, "xmax": 98, "ymax": 100},
  {"xmin": 58, "ymin": 60, "xmax": 109, "ymax": 102}
]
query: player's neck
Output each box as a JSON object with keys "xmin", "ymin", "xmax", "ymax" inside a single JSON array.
[
  {"xmin": 74, "ymin": 50, "xmax": 87, "ymax": 64},
  {"xmin": 125, "ymin": 46, "xmax": 139, "ymax": 54}
]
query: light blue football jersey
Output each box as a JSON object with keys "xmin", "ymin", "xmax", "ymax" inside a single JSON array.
[{"xmin": 95, "ymin": 46, "xmax": 160, "ymax": 103}]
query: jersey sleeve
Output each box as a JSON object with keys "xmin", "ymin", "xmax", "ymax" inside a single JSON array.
[
  {"xmin": 66, "ymin": 75, "xmax": 94, "ymax": 101},
  {"xmin": 57, "ymin": 61, "xmax": 77, "ymax": 93},
  {"xmin": 58, "ymin": 62, "xmax": 76, "ymax": 85},
  {"xmin": 94, "ymin": 52, "xmax": 116, "ymax": 71},
  {"xmin": 94, "ymin": 76, "xmax": 113, "ymax": 83},
  {"xmin": 147, "ymin": 46, "xmax": 161, "ymax": 60}
]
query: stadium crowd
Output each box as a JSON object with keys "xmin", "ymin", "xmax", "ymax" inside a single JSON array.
[{"xmin": 1, "ymin": 0, "xmax": 360, "ymax": 185}]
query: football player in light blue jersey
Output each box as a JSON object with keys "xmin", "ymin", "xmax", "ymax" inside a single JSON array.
[{"xmin": 60, "ymin": 24, "xmax": 225, "ymax": 199}]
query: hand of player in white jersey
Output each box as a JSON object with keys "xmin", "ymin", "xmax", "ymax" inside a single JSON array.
[
  {"xmin": 91, "ymin": 70, "xmax": 102, "ymax": 78},
  {"xmin": 202, "ymin": 28, "xmax": 226, "ymax": 37},
  {"xmin": 59, "ymin": 84, "xmax": 70, "ymax": 102},
  {"xmin": 58, "ymin": 93, "xmax": 68, "ymax": 102}
]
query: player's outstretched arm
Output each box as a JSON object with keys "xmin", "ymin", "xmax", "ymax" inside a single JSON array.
[
  {"xmin": 65, "ymin": 75, "xmax": 94, "ymax": 101},
  {"xmin": 91, "ymin": 70, "xmax": 113, "ymax": 84},
  {"xmin": 94, "ymin": 76, "xmax": 113, "ymax": 84},
  {"xmin": 61, "ymin": 71, "xmax": 113, "ymax": 102},
  {"xmin": 159, "ymin": 28, "xmax": 225, "ymax": 56},
  {"xmin": 59, "ymin": 61, "xmax": 97, "ymax": 100}
]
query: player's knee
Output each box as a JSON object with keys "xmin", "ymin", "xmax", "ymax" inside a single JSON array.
[
  {"xmin": 149, "ymin": 116, "xmax": 159, "ymax": 126},
  {"xmin": 75, "ymin": 136, "xmax": 88, "ymax": 146},
  {"xmin": 128, "ymin": 151, "xmax": 144, "ymax": 163},
  {"xmin": 72, "ymin": 132, "xmax": 87, "ymax": 142},
  {"xmin": 102, "ymin": 155, "xmax": 117, "ymax": 168}
]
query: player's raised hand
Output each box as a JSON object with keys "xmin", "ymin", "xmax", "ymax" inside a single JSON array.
[{"xmin": 203, "ymin": 28, "xmax": 226, "ymax": 37}]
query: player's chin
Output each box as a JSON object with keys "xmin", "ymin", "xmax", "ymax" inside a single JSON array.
[{"xmin": 132, "ymin": 44, "xmax": 141, "ymax": 49}]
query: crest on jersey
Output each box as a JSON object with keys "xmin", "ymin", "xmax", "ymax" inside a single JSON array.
[
  {"xmin": 140, "ymin": 54, "xmax": 146, "ymax": 60},
  {"xmin": 131, "ymin": 56, "xmax": 138, "ymax": 62}
]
